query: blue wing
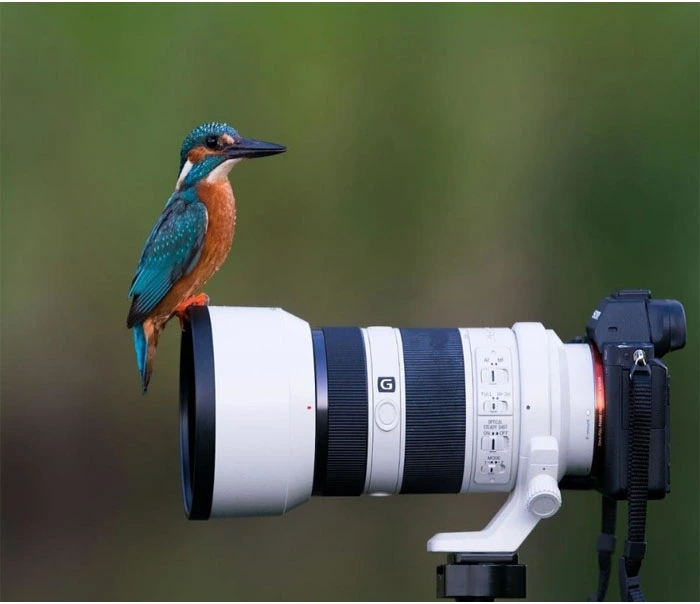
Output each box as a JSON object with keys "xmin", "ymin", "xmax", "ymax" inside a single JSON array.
[{"xmin": 126, "ymin": 192, "xmax": 208, "ymax": 328}]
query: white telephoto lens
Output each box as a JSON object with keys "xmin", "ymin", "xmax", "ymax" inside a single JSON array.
[{"xmin": 180, "ymin": 306, "xmax": 596, "ymax": 519}]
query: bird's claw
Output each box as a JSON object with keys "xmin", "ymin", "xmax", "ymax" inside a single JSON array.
[{"xmin": 174, "ymin": 293, "xmax": 210, "ymax": 330}]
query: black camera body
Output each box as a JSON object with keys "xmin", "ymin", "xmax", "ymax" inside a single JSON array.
[{"xmin": 584, "ymin": 289, "xmax": 686, "ymax": 500}]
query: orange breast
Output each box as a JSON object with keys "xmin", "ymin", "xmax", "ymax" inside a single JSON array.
[{"xmin": 150, "ymin": 179, "xmax": 236, "ymax": 325}]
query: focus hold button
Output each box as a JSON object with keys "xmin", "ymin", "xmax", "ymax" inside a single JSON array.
[
  {"xmin": 483, "ymin": 399, "xmax": 508, "ymax": 413},
  {"xmin": 526, "ymin": 474, "xmax": 561, "ymax": 518},
  {"xmin": 376, "ymin": 399, "xmax": 399, "ymax": 432}
]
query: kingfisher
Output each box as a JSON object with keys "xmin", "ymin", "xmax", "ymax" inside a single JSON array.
[{"xmin": 127, "ymin": 121, "xmax": 286, "ymax": 393}]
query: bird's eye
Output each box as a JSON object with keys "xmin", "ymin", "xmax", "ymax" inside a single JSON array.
[{"xmin": 205, "ymin": 135, "xmax": 219, "ymax": 150}]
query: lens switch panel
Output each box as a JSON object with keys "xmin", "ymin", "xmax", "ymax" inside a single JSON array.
[{"xmin": 474, "ymin": 347, "xmax": 514, "ymax": 485}]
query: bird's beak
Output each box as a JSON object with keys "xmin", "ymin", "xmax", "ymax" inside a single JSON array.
[{"xmin": 225, "ymin": 137, "xmax": 286, "ymax": 159}]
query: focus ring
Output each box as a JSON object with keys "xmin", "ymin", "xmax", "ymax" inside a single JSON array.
[{"xmin": 400, "ymin": 328, "xmax": 466, "ymax": 494}]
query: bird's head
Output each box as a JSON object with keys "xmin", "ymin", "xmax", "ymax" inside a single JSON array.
[{"xmin": 176, "ymin": 122, "xmax": 286, "ymax": 190}]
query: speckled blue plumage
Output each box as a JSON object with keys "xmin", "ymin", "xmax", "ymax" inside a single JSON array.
[{"xmin": 127, "ymin": 189, "xmax": 207, "ymax": 328}]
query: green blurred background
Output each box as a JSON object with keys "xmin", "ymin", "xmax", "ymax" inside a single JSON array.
[{"xmin": 1, "ymin": 4, "xmax": 698, "ymax": 601}]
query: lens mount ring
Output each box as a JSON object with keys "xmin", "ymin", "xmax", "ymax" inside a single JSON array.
[{"xmin": 591, "ymin": 344, "xmax": 605, "ymax": 477}]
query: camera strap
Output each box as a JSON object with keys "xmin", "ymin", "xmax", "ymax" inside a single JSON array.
[
  {"xmin": 590, "ymin": 351, "xmax": 652, "ymax": 602},
  {"xmin": 620, "ymin": 354, "xmax": 652, "ymax": 601},
  {"xmin": 590, "ymin": 495, "xmax": 617, "ymax": 601}
]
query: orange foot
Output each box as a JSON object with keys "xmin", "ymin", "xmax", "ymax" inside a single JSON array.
[{"xmin": 174, "ymin": 293, "xmax": 210, "ymax": 329}]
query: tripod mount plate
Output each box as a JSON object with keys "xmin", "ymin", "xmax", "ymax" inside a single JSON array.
[{"xmin": 437, "ymin": 553, "xmax": 526, "ymax": 601}]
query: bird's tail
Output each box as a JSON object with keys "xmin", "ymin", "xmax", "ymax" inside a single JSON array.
[{"xmin": 133, "ymin": 320, "xmax": 159, "ymax": 394}]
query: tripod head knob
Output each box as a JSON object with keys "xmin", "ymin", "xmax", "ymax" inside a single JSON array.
[{"xmin": 526, "ymin": 474, "xmax": 561, "ymax": 518}]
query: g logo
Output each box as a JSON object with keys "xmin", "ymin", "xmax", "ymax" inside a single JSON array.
[{"xmin": 378, "ymin": 377, "xmax": 396, "ymax": 392}]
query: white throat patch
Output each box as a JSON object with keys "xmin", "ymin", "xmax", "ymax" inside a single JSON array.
[{"xmin": 205, "ymin": 158, "xmax": 243, "ymax": 183}]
